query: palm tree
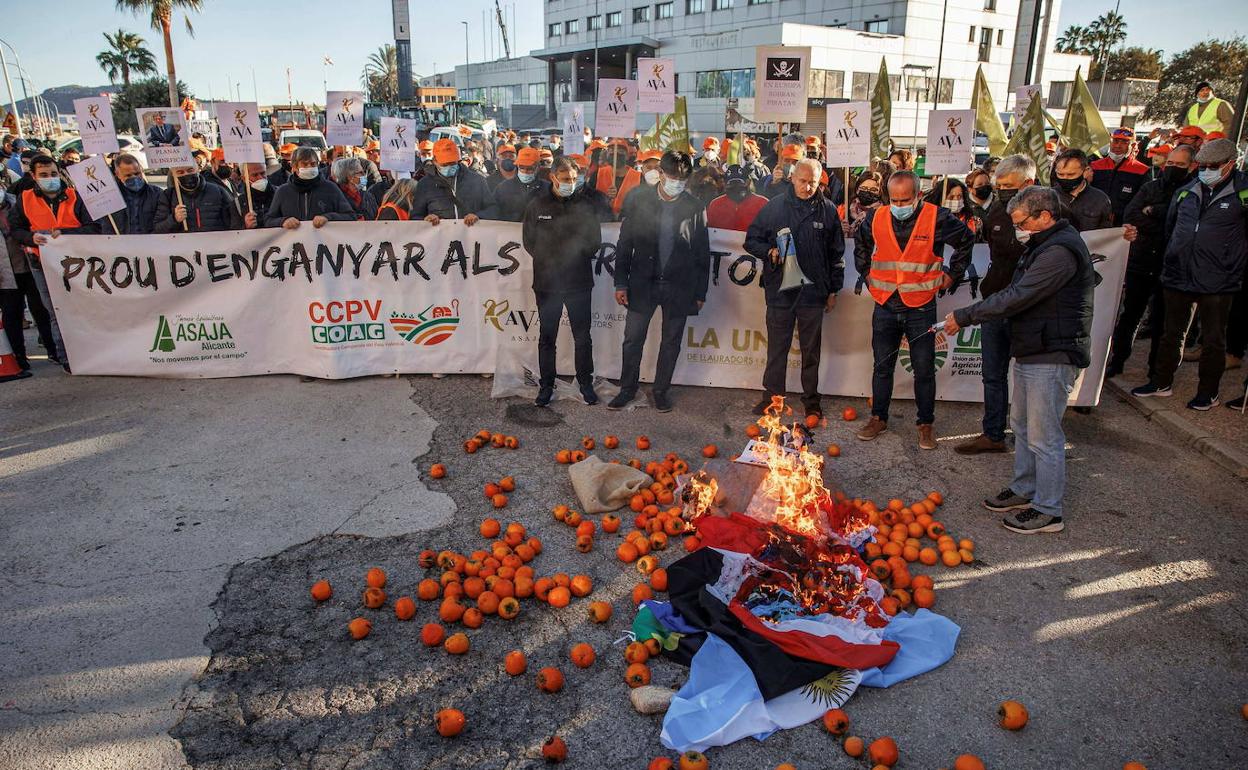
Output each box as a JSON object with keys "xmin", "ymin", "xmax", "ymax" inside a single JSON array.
[
  {"xmin": 362, "ymin": 44, "xmax": 399, "ymax": 105},
  {"xmin": 1087, "ymin": 10, "xmax": 1128, "ymax": 67},
  {"xmin": 95, "ymin": 29, "xmax": 158, "ymax": 87},
  {"xmin": 115, "ymin": 0, "xmax": 205, "ymax": 109},
  {"xmin": 1056, "ymin": 25, "xmax": 1090, "ymax": 55}
]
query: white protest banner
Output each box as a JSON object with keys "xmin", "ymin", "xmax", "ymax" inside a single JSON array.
[
  {"xmin": 637, "ymin": 58, "xmax": 675, "ymax": 113},
  {"xmin": 63, "ymin": 155, "xmax": 125, "ymax": 223},
  {"xmin": 1015, "ymin": 84, "xmax": 1043, "ymax": 122},
  {"xmin": 753, "ymin": 46, "xmax": 810, "ymax": 124},
  {"xmin": 135, "ymin": 108, "xmax": 194, "ymax": 169},
  {"xmin": 562, "ymin": 103, "xmax": 587, "ymax": 156},
  {"xmin": 823, "ymin": 102, "xmax": 872, "ymax": 167},
  {"xmin": 595, "ymin": 79, "xmax": 637, "ymax": 139},
  {"xmin": 326, "ymin": 91, "xmax": 365, "ymax": 146},
  {"xmin": 924, "ymin": 109, "xmax": 976, "ymax": 176},
  {"xmin": 379, "ymin": 117, "xmax": 416, "ymax": 172},
  {"xmin": 41, "ymin": 223, "xmax": 1127, "ymax": 406},
  {"xmin": 73, "ymin": 97, "xmax": 118, "ymax": 156},
  {"xmin": 213, "ymin": 101, "xmax": 263, "ymax": 164}
]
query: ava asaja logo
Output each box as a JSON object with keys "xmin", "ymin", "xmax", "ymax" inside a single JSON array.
[
  {"xmin": 482, "ymin": 298, "xmax": 537, "ymax": 333},
  {"xmin": 150, "ymin": 314, "xmax": 235, "ymax": 352}
]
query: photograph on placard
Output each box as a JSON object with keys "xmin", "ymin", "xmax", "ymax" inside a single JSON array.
[{"xmin": 135, "ymin": 108, "xmax": 195, "ymax": 169}]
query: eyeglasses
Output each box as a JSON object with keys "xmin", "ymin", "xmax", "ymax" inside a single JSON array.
[
  {"xmin": 1196, "ymin": 162, "xmax": 1226, "ymax": 171},
  {"xmin": 1011, "ymin": 212, "xmax": 1038, "ymax": 228}
]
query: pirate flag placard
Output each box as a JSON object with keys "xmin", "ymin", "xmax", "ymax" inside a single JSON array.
[
  {"xmin": 637, "ymin": 57, "xmax": 675, "ymax": 114},
  {"xmin": 64, "ymin": 155, "xmax": 125, "ymax": 220},
  {"xmin": 595, "ymin": 78, "xmax": 638, "ymax": 139},
  {"xmin": 753, "ymin": 46, "xmax": 810, "ymax": 124},
  {"xmin": 326, "ymin": 91, "xmax": 365, "ymax": 147},
  {"xmin": 924, "ymin": 109, "xmax": 976, "ymax": 176},
  {"xmin": 73, "ymin": 97, "xmax": 119, "ymax": 156},
  {"xmin": 212, "ymin": 101, "xmax": 264, "ymax": 164},
  {"xmin": 379, "ymin": 117, "xmax": 417, "ymax": 173},
  {"xmin": 824, "ymin": 101, "xmax": 872, "ymax": 168}
]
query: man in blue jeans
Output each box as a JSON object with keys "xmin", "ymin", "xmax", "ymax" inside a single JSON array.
[
  {"xmin": 854, "ymin": 170, "xmax": 974, "ymax": 449},
  {"xmin": 944, "ymin": 186, "xmax": 1095, "ymax": 534}
]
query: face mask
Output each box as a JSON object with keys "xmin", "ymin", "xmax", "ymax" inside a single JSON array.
[
  {"xmin": 556, "ymin": 181, "xmax": 576, "ymax": 196},
  {"xmin": 1198, "ymin": 167, "xmax": 1225, "ymax": 186},
  {"xmin": 280, "ymin": 159, "xmax": 292, "ymax": 171},
  {"xmin": 726, "ymin": 185, "xmax": 749, "ymax": 202},
  {"xmin": 518, "ymin": 170, "xmax": 536, "ymax": 184},
  {"xmin": 890, "ymin": 203, "xmax": 916, "ymax": 220},
  {"xmin": 996, "ymin": 187, "xmax": 1018, "ymax": 206},
  {"xmin": 36, "ymin": 177, "xmax": 62, "ymax": 194},
  {"xmin": 297, "ymin": 166, "xmax": 320, "ymax": 180},
  {"xmin": 500, "ymin": 158, "xmax": 516, "ymax": 172},
  {"xmin": 973, "ymin": 184, "xmax": 993, "ymax": 200},
  {"xmin": 439, "ymin": 164, "xmax": 459, "ymax": 178},
  {"xmin": 1197, "ymin": 94, "xmax": 1211, "ymax": 104},
  {"xmin": 123, "ymin": 176, "xmax": 146, "ymax": 192},
  {"xmin": 251, "ymin": 177, "xmax": 269, "ymax": 192},
  {"xmin": 1107, "ymin": 151, "xmax": 1126, "ymax": 162},
  {"xmin": 178, "ymin": 173, "xmax": 201, "ymax": 192},
  {"xmin": 856, "ymin": 189, "xmax": 880, "ymax": 206},
  {"xmin": 1014, "ymin": 228, "xmax": 1032, "ymax": 243},
  {"xmin": 704, "ymin": 151, "xmax": 718, "ymax": 162},
  {"xmin": 216, "ymin": 166, "xmax": 233, "ymax": 180},
  {"xmin": 662, "ymin": 178, "xmax": 686, "ymax": 197},
  {"xmin": 643, "ymin": 169, "xmax": 661, "ymax": 186},
  {"xmin": 1055, "ymin": 176, "xmax": 1082, "ymax": 193},
  {"xmin": 944, "ymin": 198, "xmax": 964, "ymax": 213},
  {"xmin": 540, "ymin": 161, "xmax": 552, "ymax": 169}
]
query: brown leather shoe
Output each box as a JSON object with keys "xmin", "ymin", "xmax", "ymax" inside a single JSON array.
[
  {"xmin": 918, "ymin": 424, "xmax": 937, "ymax": 450},
  {"xmin": 954, "ymin": 433, "xmax": 1007, "ymax": 455},
  {"xmin": 856, "ymin": 416, "xmax": 887, "ymax": 441}
]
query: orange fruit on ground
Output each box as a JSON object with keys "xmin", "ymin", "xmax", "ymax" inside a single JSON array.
[
  {"xmin": 394, "ymin": 596, "xmax": 416, "ymax": 621},
  {"xmin": 497, "ymin": 596, "xmax": 520, "ymax": 620},
  {"xmin": 587, "ymin": 601, "xmax": 613, "ymax": 623},
  {"xmin": 953, "ymin": 755, "xmax": 986, "ymax": 770},
  {"xmin": 678, "ymin": 751, "xmax": 708, "ymax": 770},
  {"xmin": 347, "ymin": 617, "xmax": 372, "ymax": 640},
  {"xmin": 702, "ymin": 444, "xmax": 718, "ymax": 458},
  {"xmin": 570, "ymin": 574, "xmax": 593, "ymax": 597},
  {"xmin": 867, "ymin": 736, "xmax": 898, "ymax": 766},
  {"xmin": 649, "ymin": 759, "xmax": 675, "ymax": 770},
  {"xmin": 1122, "ymin": 764, "xmax": 1147, "ymax": 770},
  {"xmin": 542, "ymin": 736, "xmax": 568, "ymax": 763},
  {"xmin": 570, "ymin": 642, "xmax": 596, "ymax": 668},
  {"xmin": 902, "ymin": 545, "xmax": 920, "ymax": 563},
  {"xmin": 434, "ymin": 707, "xmax": 465, "ymax": 737},
  {"xmin": 892, "ymin": 569, "xmax": 913, "ymax": 590},
  {"xmin": 438, "ymin": 599, "xmax": 465, "ymax": 623},
  {"xmin": 1242, "ymin": 703, "xmax": 1248, "ymax": 719},
  {"xmin": 959, "ymin": 538, "xmax": 975, "ymax": 551},
  {"xmin": 625, "ymin": 641, "xmax": 650, "ymax": 664},
  {"xmin": 632, "ymin": 583, "xmax": 654, "ymax": 605},
  {"xmin": 617, "ymin": 542, "xmax": 640, "ymax": 563},
  {"xmin": 504, "ymin": 650, "xmax": 527, "ymax": 676},
  {"xmin": 887, "ymin": 498, "xmax": 904, "ymax": 511},
  {"xmin": 822, "ymin": 708, "xmax": 849, "ymax": 735},
  {"xmin": 491, "ymin": 493, "xmax": 508, "ymax": 508},
  {"xmin": 484, "ymin": 482, "xmax": 501, "ymax": 498},
  {"xmin": 310, "ymin": 580, "xmax": 332, "ymax": 602},
  {"xmin": 499, "ymin": 475, "xmax": 516, "ymax": 492},
  {"xmin": 547, "ymin": 586, "xmax": 572, "ymax": 608},
  {"xmin": 776, "ymin": 765, "xmax": 796, "ymax": 770},
  {"xmin": 602, "ymin": 514, "xmax": 621, "ymax": 533},
  {"xmin": 928, "ymin": 490, "xmax": 944, "ymax": 505},
  {"xmin": 464, "ymin": 439, "xmax": 481, "ymax": 454},
  {"xmin": 429, "ymin": 463, "xmax": 447, "ymax": 479},
  {"xmin": 879, "ymin": 597, "xmax": 900, "ymax": 616},
  {"xmin": 636, "ymin": 436, "xmax": 650, "ymax": 450},
  {"xmin": 536, "ymin": 666, "xmax": 564, "ymax": 693},
  {"xmin": 941, "ymin": 549, "xmax": 962, "ymax": 568},
  {"xmin": 919, "ymin": 547, "xmax": 939, "ymax": 566},
  {"xmin": 998, "ymin": 699, "xmax": 1029, "ymax": 730},
  {"xmin": 417, "ymin": 578, "xmax": 441, "ymax": 601},
  {"xmin": 625, "ymin": 662, "xmax": 652, "ymax": 688},
  {"xmin": 959, "ymin": 548, "xmax": 975, "ymax": 564},
  {"xmin": 636, "ymin": 554, "xmax": 659, "ymax": 575},
  {"xmin": 911, "ymin": 574, "xmax": 934, "ymax": 591},
  {"xmin": 913, "ymin": 586, "xmax": 936, "ymax": 609},
  {"xmin": 363, "ymin": 587, "xmax": 386, "ymax": 609},
  {"xmin": 366, "ymin": 567, "xmax": 387, "ymax": 589},
  {"xmin": 826, "ymin": 444, "xmax": 841, "ymax": 457},
  {"xmin": 461, "ymin": 607, "xmax": 484, "ymax": 628},
  {"xmin": 745, "ymin": 424, "xmax": 761, "ymax": 438},
  {"xmin": 843, "ymin": 736, "xmax": 865, "ymax": 757},
  {"xmin": 480, "ymin": 518, "xmax": 501, "ymax": 538},
  {"xmin": 605, "ymin": 435, "xmax": 620, "ymax": 448},
  {"xmin": 650, "ymin": 568, "xmax": 669, "ymax": 592},
  {"xmin": 444, "ymin": 632, "xmax": 470, "ymax": 655},
  {"xmin": 805, "ymin": 413, "xmax": 820, "ymax": 428},
  {"xmin": 476, "ymin": 591, "xmax": 500, "ymax": 615},
  {"xmin": 842, "ymin": 407, "xmax": 858, "ymax": 421}
]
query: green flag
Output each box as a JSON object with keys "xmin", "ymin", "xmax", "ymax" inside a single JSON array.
[
  {"xmin": 1003, "ymin": 94, "xmax": 1051, "ymax": 184},
  {"xmin": 640, "ymin": 96, "xmax": 690, "ymax": 153},
  {"xmin": 972, "ymin": 66, "xmax": 1008, "ymax": 156},
  {"xmin": 870, "ymin": 58, "xmax": 893, "ymax": 158},
  {"xmin": 1060, "ymin": 68, "xmax": 1111, "ymax": 155}
]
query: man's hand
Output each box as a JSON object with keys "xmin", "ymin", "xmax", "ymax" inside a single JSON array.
[
  {"xmin": 312, "ymin": 215, "xmax": 329, "ymax": 229},
  {"xmin": 943, "ymin": 312, "xmax": 961, "ymax": 335},
  {"xmin": 32, "ymin": 232, "xmax": 50, "ymax": 245},
  {"xmin": 768, "ymin": 247, "xmax": 780, "ymax": 265},
  {"xmin": 614, "ymin": 289, "xmax": 628, "ymax": 307},
  {"xmin": 282, "ymin": 217, "xmax": 300, "ymax": 230},
  {"xmin": 940, "ymin": 273, "xmax": 953, "ymax": 290},
  {"xmin": 464, "ymin": 213, "xmax": 479, "ymax": 226},
  {"xmin": 825, "ymin": 293, "xmax": 837, "ymax": 313},
  {"xmin": 173, "ymin": 204, "xmax": 188, "ymax": 223},
  {"xmin": 424, "ymin": 214, "xmax": 441, "ymax": 226},
  {"xmin": 772, "ymin": 167, "xmax": 784, "ymax": 181},
  {"xmin": 1122, "ymin": 223, "xmax": 1138, "ymax": 242},
  {"xmin": 244, "ymin": 211, "xmax": 258, "ymax": 229}
]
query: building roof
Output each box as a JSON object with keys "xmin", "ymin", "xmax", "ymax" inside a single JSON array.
[{"xmin": 531, "ymin": 36, "xmax": 661, "ymax": 60}]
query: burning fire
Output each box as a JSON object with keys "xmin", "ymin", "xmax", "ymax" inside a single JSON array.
[{"xmin": 752, "ymin": 396, "xmax": 829, "ymax": 537}]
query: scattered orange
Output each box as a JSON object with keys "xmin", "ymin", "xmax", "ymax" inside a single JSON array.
[
  {"xmin": 504, "ymin": 650, "xmax": 527, "ymax": 676},
  {"xmin": 625, "ymin": 641, "xmax": 650, "ymax": 664},
  {"xmin": 913, "ymin": 586, "xmax": 936, "ymax": 608},
  {"xmin": 430, "ymin": 463, "xmax": 447, "ymax": 479},
  {"xmin": 570, "ymin": 574, "xmax": 593, "ymax": 597},
  {"xmin": 604, "ymin": 435, "xmax": 620, "ymax": 449},
  {"xmin": 366, "ymin": 567, "xmax": 387, "ymax": 589},
  {"xmin": 842, "ymin": 407, "xmax": 858, "ymax": 421},
  {"xmin": 480, "ymin": 518, "xmax": 501, "ymax": 538},
  {"xmin": 491, "ymin": 493, "xmax": 509, "ymax": 509},
  {"xmin": 998, "ymin": 700, "xmax": 1029, "ymax": 730},
  {"xmin": 497, "ymin": 597, "xmax": 520, "ymax": 620},
  {"xmin": 542, "ymin": 735, "xmax": 568, "ymax": 763},
  {"xmin": 843, "ymin": 736, "xmax": 865, "ymax": 758},
  {"xmin": 434, "ymin": 707, "xmax": 465, "ymax": 737},
  {"xmin": 822, "ymin": 708, "xmax": 849, "ymax": 735},
  {"xmin": 678, "ymin": 751, "xmax": 708, "ymax": 770},
  {"xmin": 625, "ymin": 662, "xmax": 652, "ymax": 688},
  {"xmin": 826, "ymin": 444, "xmax": 841, "ymax": 457},
  {"xmin": 394, "ymin": 596, "xmax": 416, "ymax": 621},
  {"xmin": 649, "ymin": 758, "xmax": 675, "ymax": 770},
  {"xmin": 570, "ymin": 642, "xmax": 596, "ymax": 668},
  {"xmin": 1122, "ymin": 764, "xmax": 1147, "ymax": 770},
  {"xmin": 632, "ymin": 583, "xmax": 654, "ymax": 605},
  {"xmin": 547, "ymin": 586, "xmax": 571, "ymax": 608},
  {"xmin": 636, "ymin": 436, "xmax": 650, "ymax": 450},
  {"xmin": 868, "ymin": 736, "xmax": 898, "ymax": 766},
  {"xmin": 348, "ymin": 617, "xmax": 372, "ymax": 640},
  {"xmin": 461, "ymin": 607, "xmax": 484, "ymax": 628},
  {"xmin": 536, "ymin": 666, "xmax": 564, "ymax": 693},
  {"xmin": 310, "ymin": 580, "xmax": 332, "ymax": 602},
  {"xmin": 444, "ymin": 632, "xmax": 470, "ymax": 654},
  {"xmin": 363, "ymin": 587, "xmax": 386, "ymax": 609},
  {"xmin": 953, "ymin": 755, "xmax": 986, "ymax": 770},
  {"xmin": 941, "ymin": 549, "xmax": 962, "ymax": 568},
  {"xmin": 650, "ymin": 568, "xmax": 669, "ymax": 592}
]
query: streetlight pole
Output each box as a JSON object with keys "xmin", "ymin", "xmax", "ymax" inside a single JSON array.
[
  {"xmin": 0, "ymin": 48, "xmax": 20, "ymax": 138},
  {"xmin": 1096, "ymin": 0, "xmax": 1122, "ymax": 105},
  {"xmin": 902, "ymin": 64, "xmax": 931, "ymax": 156},
  {"xmin": 462, "ymin": 21, "xmax": 470, "ymax": 98},
  {"xmin": 932, "ymin": 0, "xmax": 948, "ymax": 110}
]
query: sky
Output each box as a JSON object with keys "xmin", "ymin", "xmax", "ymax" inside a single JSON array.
[{"xmin": 1, "ymin": 0, "xmax": 1244, "ymax": 105}]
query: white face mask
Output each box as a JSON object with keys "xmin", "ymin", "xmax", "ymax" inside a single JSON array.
[
  {"xmin": 1014, "ymin": 228, "xmax": 1031, "ymax": 243},
  {"xmin": 297, "ymin": 166, "xmax": 319, "ymax": 180},
  {"xmin": 662, "ymin": 178, "xmax": 686, "ymax": 197},
  {"xmin": 250, "ymin": 177, "xmax": 269, "ymax": 192},
  {"xmin": 704, "ymin": 150, "xmax": 718, "ymax": 162},
  {"xmin": 643, "ymin": 169, "xmax": 661, "ymax": 186},
  {"xmin": 945, "ymin": 198, "xmax": 963, "ymax": 213},
  {"xmin": 1107, "ymin": 150, "xmax": 1126, "ymax": 162}
]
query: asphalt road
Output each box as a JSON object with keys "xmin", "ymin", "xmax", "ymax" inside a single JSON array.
[{"xmin": 2, "ymin": 347, "xmax": 1246, "ymax": 770}]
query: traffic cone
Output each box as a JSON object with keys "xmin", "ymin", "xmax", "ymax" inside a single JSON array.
[{"xmin": 0, "ymin": 315, "xmax": 33, "ymax": 382}]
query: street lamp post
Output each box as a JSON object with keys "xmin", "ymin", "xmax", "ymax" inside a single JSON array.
[
  {"xmin": 462, "ymin": 21, "xmax": 470, "ymax": 98},
  {"xmin": 0, "ymin": 38, "xmax": 24, "ymax": 138},
  {"xmin": 902, "ymin": 63, "xmax": 932, "ymax": 156}
]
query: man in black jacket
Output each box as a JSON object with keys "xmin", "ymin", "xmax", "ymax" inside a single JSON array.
[
  {"xmin": 608, "ymin": 151, "xmax": 710, "ymax": 413},
  {"xmin": 236, "ymin": 163, "xmax": 277, "ymax": 228},
  {"xmin": 521, "ymin": 156, "xmax": 603, "ymax": 407},
  {"xmin": 411, "ymin": 139, "xmax": 496, "ymax": 225},
  {"xmin": 1131, "ymin": 139, "xmax": 1248, "ymax": 410},
  {"xmin": 744, "ymin": 157, "xmax": 845, "ymax": 418},
  {"xmin": 1106, "ymin": 145, "xmax": 1196, "ymax": 379},
  {"xmin": 263, "ymin": 148, "xmax": 356, "ymax": 229},
  {"xmin": 944, "ymin": 185, "xmax": 1095, "ymax": 534},
  {"xmin": 154, "ymin": 166, "xmax": 246, "ymax": 233},
  {"xmin": 1052, "ymin": 149, "xmax": 1114, "ymax": 232},
  {"xmin": 495, "ymin": 147, "xmax": 549, "ymax": 222},
  {"xmin": 109, "ymin": 153, "xmax": 161, "ymax": 234}
]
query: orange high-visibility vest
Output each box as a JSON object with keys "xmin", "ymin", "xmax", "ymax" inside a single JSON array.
[
  {"xmin": 377, "ymin": 202, "xmax": 410, "ymax": 220},
  {"xmin": 612, "ymin": 167, "xmax": 641, "ymax": 215},
  {"xmin": 867, "ymin": 202, "xmax": 943, "ymax": 307},
  {"xmin": 21, "ymin": 187, "xmax": 81, "ymax": 258}
]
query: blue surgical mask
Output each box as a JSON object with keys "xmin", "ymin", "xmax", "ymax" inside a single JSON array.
[
  {"xmin": 1198, "ymin": 167, "xmax": 1224, "ymax": 186},
  {"xmin": 890, "ymin": 202, "xmax": 916, "ymax": 220},
  {"xmin": 556, "ymin": 181, "xmax": 576, "ymax": 197},
  {"xmin": 124, "ymin": 176, "xmax": 146, "ymax": 192},
  {"xmin": 662, "ymin": 178, "xmax": 685, "ymax": 197},
  {"xmin": 500, "ymin": 158, "xmax": 516, "ymax": 172},
  {"xmin": 518, "ymin": 170, "xmax": 536, "ymax": 184},
  {"xmin": 439, "ymin": 164, "xmax": 458, "ymax": 178},
  {"xmin": 37, "ymin": 177, "xmax": 62, "ymax": 194}
]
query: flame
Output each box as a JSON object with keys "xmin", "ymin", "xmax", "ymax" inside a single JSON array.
[
  {"xmin": 681, "ymin": 470, "xmax": 719, "ymax": 520},
  {"xmin": 750, "ymin": 396, "xmax": 829, "ymax": 538}
]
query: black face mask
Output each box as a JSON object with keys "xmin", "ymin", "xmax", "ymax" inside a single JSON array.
[
  {"xmin": 973, "ymin": 184, "xmax": 992, "ymax": 200},
  {"xmin": 995, "ymin": 187, "xmax": 1019, "ymax": 206},
  {"xmin": 726, "ymin": 184, "xmax": 749, "ymax": 202},
  {"xmin": 1054, "ymin": 176, "xmax": 1082, "ymax": 193},
  {"xmin": 499, "ymin": 158, "xmax": 516, "ymax": 172},
  {"xmin": 280, "ymin": 159, "xmax": 292, "ymax": 171},
  {"xmin": 215, "ymin": 166, "xmax": 233, "ymax": 180},
  {"xmin": 856, "ymin": 189, "xmax": 880, "ymax": 206},
  {"xmin": 178, "ymin": 172, "xmax": 202, "ymax": 192},
  {"xmin": 1163, "ymin": 166, "xmax": 1191, "ymax": 186}
]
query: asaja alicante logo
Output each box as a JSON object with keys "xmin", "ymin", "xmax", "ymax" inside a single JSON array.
[
  {"xmin": 150, "ymin": 313, "xmax": 235, "ymax": 352},
  {"xmin": 482, "ymin": 298, "xmax": 537, "ymax": 334},
  {"xmin": 390, "ymin": 299, "xmax": 461, "ymax": 346},
  {"xmin": 899, "ymin": 329, "xmax": 949, "ymax": 374}
]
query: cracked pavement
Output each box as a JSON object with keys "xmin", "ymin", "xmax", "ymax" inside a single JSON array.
[{"xmin": 2, "ymin": 354, "xmax": 1247, "ymax": 769}]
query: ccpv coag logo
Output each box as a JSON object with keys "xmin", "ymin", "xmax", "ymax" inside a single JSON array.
[{"xmin": 390, "ymin": 299, "xmax": 461, "ymax": 346}]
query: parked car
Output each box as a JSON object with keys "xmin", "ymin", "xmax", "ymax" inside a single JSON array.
[
  {"xmin": 278, "ymin": 129, "xmax": 328, "ymax": 151},
  {"xmin": 56, "ymin": 134, "xmax": 150, "ymax": 171}
]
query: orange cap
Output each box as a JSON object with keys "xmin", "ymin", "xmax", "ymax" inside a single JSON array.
[
  {"xmin": 1147, "ymin": 144, "xmax": 1173, "ymax": 156},
  {"xmin": 781, "ymin": 144, "xmax": 804, "ymax": 161},
  {"xmin": 568, "ymin": 153, "xmax": 589, "ymax": 169},
  {"xmin": 540, "ymin": 148, "xmax": 554, "ymax": 160},
  {"xmin": 517, "ymin": 147, "xmax": 540, "ymax": 166},
  {"xmin": 211, "ymin": 147, "xmax": 225, "ymax": 161},
  {"xmin": 279, "ymin": 143, "xmax": 297, "ymax": 154},
  {"xmin": 1206, "ymin": 131, "xmax": 1226, "ymax": 140},
  {"xmin": 1045, "ymin": 140, "xmax": 1056, "ymax": 152},
  {"xmin": 588, "ymin": 139, "xmax": 607, "ymax": 151},
  {"xmin": 433, "ymin": 138, "xmax": 461, "ymax": 164},
  {"xmin": 806, "ymin": 135, "xmax": 822, "ymax": 146},
  {"xmin": 702, "ymin": 137, "xmax": 719, "ymax": 150},
  {"xmin": 1175, "ymin": 125, "xmax": 1206, "ymax": 138},
  {"xmin": 418, "ymin": 140, "xmax": 434, "ymax": 151},
  {"xmin": 637, "ymin": 149, "xmax": 662, "ymax": 162},
  {"xmin": 497, "ymin": 144, "xmax": 516, "ymax": 155}
]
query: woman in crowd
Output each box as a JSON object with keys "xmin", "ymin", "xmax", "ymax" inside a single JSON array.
[
  {"xmin": 376, "ymin": 178, "xmax": 420, "ymax": 221},
  {"xmin": 964, "ymin": 167, "xmax": 993, "ymax": 219},
  {"xmin": 925, "ymin": 176, "xmax": 981, "ymax": 236},
  {"xmin": 333, "ymin": 157, "xmax": 377, "ymax": 221},
  {"xmin": 840, "ymin": 171, "xmax": 884, "ymax": 238}
]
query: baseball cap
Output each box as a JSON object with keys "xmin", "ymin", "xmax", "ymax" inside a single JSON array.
[
  {"xmin": 1174, "ymin": 125, "xmax": 1206, "ymax": 139},
  {"xmin": 516, "ymin": 147, "xmax": 540, "ymax": 166},
  {"xmin": 1110, "ymin": 127, "xmax": 1133, "ymax": 140},
  {"xmin": 637, "ymin": 149, "xmax": 662, "ymax": 162},
  {"xmin": 497, "ymin": 144, "xmax": 516, "ymax": 155},
  {"xmin": 1147, "ymin": 144, "xmax": 1173, "ymax": 156},
  {"xmin": 432, "ymin": 138, "xmax": 460, "ymax": 164},
  {"xmin": 781, "ymin": 144, "xmax": 804, "ymax": 161}
]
